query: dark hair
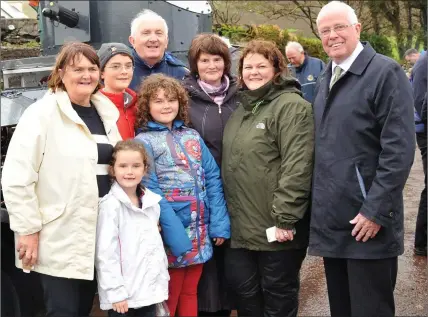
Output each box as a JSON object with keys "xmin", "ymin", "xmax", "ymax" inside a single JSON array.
[
  {"xmin": 188, "ymin": 33, "xmax": 231, "ymax": 77},
  {"xmin": 109, "ymin": 140, "xmax": 150, "ymax": 197},
  {"xmin": 48, "ymin": 41, "xmax": 101, "ymax": 93},
  {"xmin": 135, "ymin": 74, "xmax": 189, "ymax": 130},
  {"xmin": 404, "ymin": 48, "xmax": 419, "ymax": 57},
  {"xmin": 238, "ymin": 40, "xmax": 288, "ymax": 87}
]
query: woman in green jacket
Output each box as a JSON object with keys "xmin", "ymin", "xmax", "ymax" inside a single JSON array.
[{"xmin": 222, "ymin": 40, "xmax": 314, "ymax": 317}]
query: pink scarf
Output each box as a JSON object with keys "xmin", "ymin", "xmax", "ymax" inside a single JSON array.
[{"xmin": 197, "ymin": 76, "xmax": 230, "ymax": 106}]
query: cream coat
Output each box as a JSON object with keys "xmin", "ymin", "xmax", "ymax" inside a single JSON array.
[
  {"xmin": 96, "ymin": 182, "xmax": 169, "ymax": 310},
  {"xmin": 1, "ymin": 89, "xmax": 122, "ymax": 280}
]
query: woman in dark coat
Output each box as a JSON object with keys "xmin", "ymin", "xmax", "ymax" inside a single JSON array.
[{"xmin": 183, "ymin": 33, "xmax": 238, "ymax": 316}]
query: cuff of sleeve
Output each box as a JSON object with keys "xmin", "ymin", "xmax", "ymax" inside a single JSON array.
[
  {"xmin": 276, "ymin": 222, "xmax": 295, "ymax": 230},
  {"xmin": 359, "ymin": 207, "xmax": 391, "ymax": 228},
  {"xmin": 107, "ymin": 287, "xmax": 128, "ymax": 304}
]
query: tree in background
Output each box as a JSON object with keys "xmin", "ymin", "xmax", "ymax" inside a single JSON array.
[{"xmin": 210, "ymin": 0, "xmax": 427, "ymax": 59}]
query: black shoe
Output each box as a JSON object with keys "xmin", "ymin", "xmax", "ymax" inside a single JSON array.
[{"xmin": 414, "ymin": 247, "xmax": 427, "ymax": 256}]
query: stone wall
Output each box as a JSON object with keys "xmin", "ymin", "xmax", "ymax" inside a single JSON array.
[{"xmin": 1, "ymin": 18, "xmax": 40, "ymax": 60}]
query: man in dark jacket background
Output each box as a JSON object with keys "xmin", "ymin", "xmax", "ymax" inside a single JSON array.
[
  {"xmin": 309, "ymin": 1, "xmax": 415, "ymax": 317},
  {"xmin": 128, "ymin": 9, "xmax": 188, "ymax": 91},
  {"xmin": 412, "ymin": 52, "xmax": 427, "ymax": 256},
  {"xmin": 285, "ymin": 41, "xmax": 325, "ymax": 104}
]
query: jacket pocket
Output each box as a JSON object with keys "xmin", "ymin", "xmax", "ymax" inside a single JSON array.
[
  {"xmin": 40, "ymin": 204, "xmax": 66, "ymax": 225},
  {"xmin": 170, "ymin": 201, "xmax": 192, "ymax": 228},
  {"xmin": 355, "ymin": 164, "xmax": 367, "ymax": 199}
]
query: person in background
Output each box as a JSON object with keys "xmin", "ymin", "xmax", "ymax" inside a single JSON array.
[
  {"xmin": 134, "ymin": 74, "xmax": 230, "ymax": 317},
  {"xmin": 285, "ymin": 41, "xmax": 325, "ymax": 103},
  {"xmin": 98, "ymin": 42, "xmax": 137, "ymax": 140},
  {"xmin": 183, "ymin": 33, "xmax": 239, "ymax": 317},
  {"xmin": 404, "ymin": 48, "xmax": 421, "ymax": 66},
  {"xmin": 309, "ymin": 2, "xmax": 415, "ymax": 316},
  {"xmin": 96, "ymin": 140, "xmax": 169, "ymax": 317},
  {"xmin": 128, "ymin": 9, "xmax": 188, "ymax": 90},
  {"xmin": 411, "ymin": 52, "xmax": 427, "ymax": 256},
  {"xmin": 1, "ymin": 42, "xmax": 122, "ymax": 316},
  {"xmin": 222, "ymin": 39, "xmax": 314, "ymax": 317}
]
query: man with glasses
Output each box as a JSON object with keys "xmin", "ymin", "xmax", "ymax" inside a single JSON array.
[
  {"xmin": 309, "ymin": 1, "xmax": 415, "ymax": 317},
  {"xmin": 98, "ymin": 42, "xmax": 138, "ymax": 140}
]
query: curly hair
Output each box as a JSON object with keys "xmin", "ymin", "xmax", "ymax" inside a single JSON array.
[
  {"xmin": 238, "ymin": 40, "xmax": 288, "ymax": 87},
  {"xmin": 109, "ymin": 139, "xmax": 150, "ymax": 196},
  {"xmin": 135, "ymin": 74, "xmax": 189, "ymax": 130}
]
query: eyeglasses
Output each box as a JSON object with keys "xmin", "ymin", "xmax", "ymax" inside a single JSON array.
[
  {"xmin": 318, "ymin": 24, "xmax": 356, "ymax": 38},
  {"xmin": 105, "ymin": 64, "xmax": 134, "ymax": 72}
]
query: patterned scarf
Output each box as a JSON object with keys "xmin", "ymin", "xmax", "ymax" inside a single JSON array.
[{"xmin": 197, "ymin": 75, "xmax": 230, "ymax": 106}]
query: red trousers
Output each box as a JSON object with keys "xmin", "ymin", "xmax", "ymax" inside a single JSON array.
[{"xmin": 167, "ymin": 264, "xmax": 203, "ymax": 317}]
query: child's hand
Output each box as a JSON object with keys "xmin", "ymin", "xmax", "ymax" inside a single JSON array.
[
  {"xmin": 213, "ymin": 238, "xmax": 225, "ymax": 246},
  {"xmin": 112, "ymin": 300, "xmax": 128, "ymax": 314},
  {"xmin": 158, "ymin": 221, "xmax": 161, "ymax": 232}
]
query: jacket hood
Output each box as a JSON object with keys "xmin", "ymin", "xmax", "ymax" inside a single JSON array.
[
  {"xmin": 110, "ymin": 181, "xmax": 161, "ymax": 211},
  {"xmin": 239, "ymin": 75, "xmax": 302, "ymax": 110},
  {"xmin": 135, "ymin": 120, "xmax": 185, "ymax": 134},
  {"xmin": 100, "ymin": 87, "xmax": 137, "ymax": 109}
]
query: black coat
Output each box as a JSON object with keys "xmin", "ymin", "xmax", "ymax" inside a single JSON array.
[
  {"xmin": 412, "ymin": 53, "xmax": 427, "ymax": 127},
  {"xmin": 309, "ymin": 42, "xmax": 416, "ymax": 259},
  {"xmin": 183, "ymin": 75, "xmax": 239, "ymax": 167}
]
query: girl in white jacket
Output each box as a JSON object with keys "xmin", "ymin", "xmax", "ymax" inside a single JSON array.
[{"xmin": 95, "ymin": 140, "xmax": 169, "ymax": 317}]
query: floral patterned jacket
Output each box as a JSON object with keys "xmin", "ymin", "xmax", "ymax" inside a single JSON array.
[{"xmin": 135, "ymin": 120, "xmax": 230, "ymax": 268}]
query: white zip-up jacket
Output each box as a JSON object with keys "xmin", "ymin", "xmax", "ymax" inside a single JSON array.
[
  {"xmin": 1, "ymin": 89, "xmax": 121, "ymax": 280},
  {"xmin": 95, "ymin": 182, "xmax": 169, "ymax": 310}
]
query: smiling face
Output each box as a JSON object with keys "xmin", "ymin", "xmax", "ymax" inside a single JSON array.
[
  {"xmin": 317, "ymin": 9, "xmax": 361, "ymax": 64},
  {"xmin": 242, "ymin": 53, "xmax": 275, "ymax": 90},
  {"xmin": 60, "ymin": 54, "xmax": 100, "ymax": 104},
  {"xmin": 149, "ymin": 88, "xmax": 179, "ymax": 129},
  {"xmin": 197, "ymin": 53, "xmax": 225, "ymax": 86},
  {"xmin": 112, "ymin": 149, "xmax": 147, "ymax": 192},
  {"xmin": 129, "ymin": 19, "xmax": 168, "ymax": 66},
  {"xmin": 101, "ymin": 54, "xmax": 134, "ymax": 93}
]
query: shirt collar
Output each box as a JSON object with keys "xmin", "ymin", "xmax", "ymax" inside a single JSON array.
[{"xmin": 332, "ymin": 42, "xmax": 364, "ymax": 73}]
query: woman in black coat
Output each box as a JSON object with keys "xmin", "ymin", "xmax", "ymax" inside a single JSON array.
[{"xmin": 183, "ymin": 33, "xmax": 238, "ymax": 316}]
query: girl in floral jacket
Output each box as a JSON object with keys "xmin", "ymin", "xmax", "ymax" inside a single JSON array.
[{"xmin": 134, "ymin": 74, "xmax": 230, "ymax": 317}]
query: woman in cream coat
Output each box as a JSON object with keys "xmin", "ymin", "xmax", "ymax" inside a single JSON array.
[{"xmin": 1, "ymin": 42, "xmax": 122, "ymax": 317}]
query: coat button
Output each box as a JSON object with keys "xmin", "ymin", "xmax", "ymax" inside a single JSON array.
[{"xmin": 389, "ymin": 212, "xmax": 394, "ymax": 217}]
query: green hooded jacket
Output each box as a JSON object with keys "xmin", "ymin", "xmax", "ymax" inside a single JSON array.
[{"xmin": 222, "ymin": 76, "xmax": 314, "ymax": 251}]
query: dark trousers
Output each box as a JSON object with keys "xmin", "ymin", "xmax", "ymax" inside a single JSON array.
[
  {"xmin": 108, "ymin": 304, "xmax": 156, "ymax": 317},
  {"xmin": 415, "ymin": 133, "xmax": 427, "ymax": 249},
  {"xmin": 323, "ymin": 257, "xmax": 398, "ymax": 317},
  {"xmin": 39, "ymin": 273, "xmax": 97, "ymax": 317},
  {"xmin": 224, "ymin": 248, "xmax": 306, "ymax": 317}
]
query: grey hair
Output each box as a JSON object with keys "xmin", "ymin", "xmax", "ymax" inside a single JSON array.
[
  {"xmin": 316, "ymin": 1, "xmax": 359, "ymax": 26},
  {"xmin": 404, "ymin": 48, "xmax": 419, "ymax": 57},
  {"xmin": 130, "ymin": 9, "xmax": 169, "ymax": 37},
  {"xmin": 285, "ymin": 41, "xmax": 304, "ymax": 53}
]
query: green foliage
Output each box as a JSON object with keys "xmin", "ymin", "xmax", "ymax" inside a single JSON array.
[
  {"xmin": 360, "ymin": 32, "xmax": 393, "ymax": 58},
  {"xmin": 212, "ymin": 24, "xmax": 332, "ymax": 63},
  {"xmin": 248, "ymin": 24, "xmax": 289, "ymax": 52},
  {"xmin": 296, "ymin": 37, "xmax": 328, "ymax": 62},
  {"xmin": 213, "ymin": 24, "xmax": 249, "ymax": 42}
]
